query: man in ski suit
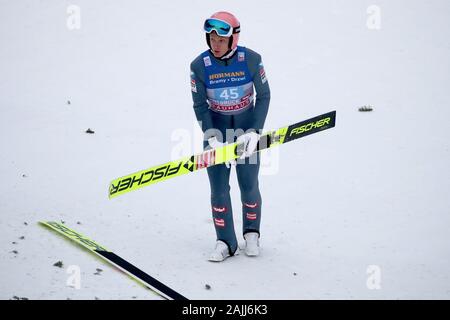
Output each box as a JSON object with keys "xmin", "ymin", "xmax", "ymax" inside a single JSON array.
[{"xmin": 190, "ymin": 12, "xmax": 270, "ymax": 261}]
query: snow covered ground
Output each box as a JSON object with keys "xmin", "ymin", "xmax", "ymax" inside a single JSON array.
[{"xmin": 1, "ymin": 0, "xmax": 449, "ymax": 300}]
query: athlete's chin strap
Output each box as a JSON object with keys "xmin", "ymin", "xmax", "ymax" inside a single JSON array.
[
  {"xmin": 207, "ymin": 47, "xmax": 237, "ymax": 61},
  {"xmin": 219, "ymin": 47, "xmax": 237, "ymax": 60}
]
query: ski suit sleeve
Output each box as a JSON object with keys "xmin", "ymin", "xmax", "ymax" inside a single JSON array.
[
  {"xmin": 247, "ymin": 49, "xmax": 271, "ymax": 131},
  {"xmin": 190, "ymin": 57, "xmax": 214, "ymax": 133}
]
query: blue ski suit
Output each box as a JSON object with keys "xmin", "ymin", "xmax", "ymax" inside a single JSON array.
[{"xmin": 190, "ymin": 46, "xmax": 270, "ymax": 255}]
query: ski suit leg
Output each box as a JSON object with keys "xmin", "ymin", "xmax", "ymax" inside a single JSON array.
[
  {"xmin": 204, "ymin": 113, "xmax": 238, "ymax": 255},
  {"xmin": 236, "ymin": 152, "xmax": 262, "ymax": 236},
  {"xmin": 206, "ymin": 162, "xmax": 238, "ymax": 255},
  {"xmin": 233, "ymin": 109, "xmax": 263, "ymax": 237}
]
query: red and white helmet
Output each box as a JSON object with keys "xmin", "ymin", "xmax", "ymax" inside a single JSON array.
[{"xmin": 204, "ymin": 11, "xmax": 240, "ymax": 51}]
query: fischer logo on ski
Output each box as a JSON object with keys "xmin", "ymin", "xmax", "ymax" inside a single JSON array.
[
  {"xmin": 288, "ymin": 117, "xmax": 331, "ymax": 136},
  {"xmin": 283, "ymin": 112, "xmax": 336, "ymax": 143},
  {"xmin": 109, "ymin": 161, "xmax": 183, "ymax": 196}
]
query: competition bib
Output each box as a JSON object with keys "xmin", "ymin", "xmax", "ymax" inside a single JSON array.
[{"xmin": 202, "ymin": 46, "xmax": 254, "ymax": 115}]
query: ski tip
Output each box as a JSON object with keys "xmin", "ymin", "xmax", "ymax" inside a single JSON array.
[
  {"xmin": 39, "ymin": 221, "xmax": 60, "ymax": 229},
  {"xmin": 108, "ymin": 191, "xmax": 118, "ymax": 200},
  {"xmin": 331, "ymin": 110, "xmax": 336, "ymax": 118},
  {"xmin": 108, "ymin": 182, "xmax": 118, "ymax": 200},
  {"xmin": 39, "ymin": 221, "xmax": 58, "ymax": 231},
  {"xmin": 329, "ymin": 110, "xmax": 336, "ymax": 125}
]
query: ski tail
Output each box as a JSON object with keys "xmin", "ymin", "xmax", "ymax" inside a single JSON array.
[{"xmin": 40, "ymin": 221, "xmax": 188, "ymax": 300}]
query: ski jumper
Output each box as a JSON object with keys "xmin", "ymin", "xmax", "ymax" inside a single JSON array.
[{"xmin": 190, "ymin": 46, "xmax": 271, "ymax": 255}]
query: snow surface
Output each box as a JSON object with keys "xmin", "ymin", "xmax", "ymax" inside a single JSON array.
[{"xmin": 1, "ymin": 0, "xmax": 450, "ymax": 300}]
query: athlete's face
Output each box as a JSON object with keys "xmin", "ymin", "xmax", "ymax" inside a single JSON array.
[{"xmin": 209, "ymin": 32, "xmax": 229, "ymax": 57}]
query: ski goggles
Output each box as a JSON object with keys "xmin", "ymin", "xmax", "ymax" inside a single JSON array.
[{"xmin": 204, "ymin": 18, "xmax": 240, "ymax": 37}]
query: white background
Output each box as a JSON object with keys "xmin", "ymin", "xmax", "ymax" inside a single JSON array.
[{"xmin": 1, "ymin": 0, "xmax": 449, "ymax": 299}]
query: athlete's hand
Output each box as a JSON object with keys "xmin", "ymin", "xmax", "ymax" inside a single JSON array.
[
  {"xmin": 236, "ymin": 131, "xmax": 259, "ymax": 159},
  {"xmin": 207, "ymin": 136, "xmax": 236, "ymax": 168}
]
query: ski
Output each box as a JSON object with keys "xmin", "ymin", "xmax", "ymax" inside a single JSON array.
[
  {"xmin": 40, "ymin": 221, "xmax": 188, "ymax": 300},
  {"xmin": 109, "ymin": 110, "xmax": 336, "ymax": 199}
]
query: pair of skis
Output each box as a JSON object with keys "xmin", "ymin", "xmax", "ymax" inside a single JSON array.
[
  {"xmin": 108, "ymin": 110, "xmax": 336, "ymax": 198},
  {"xmin": 43, "ymin": 111, "xmax": 336, "ymax": 300}
]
